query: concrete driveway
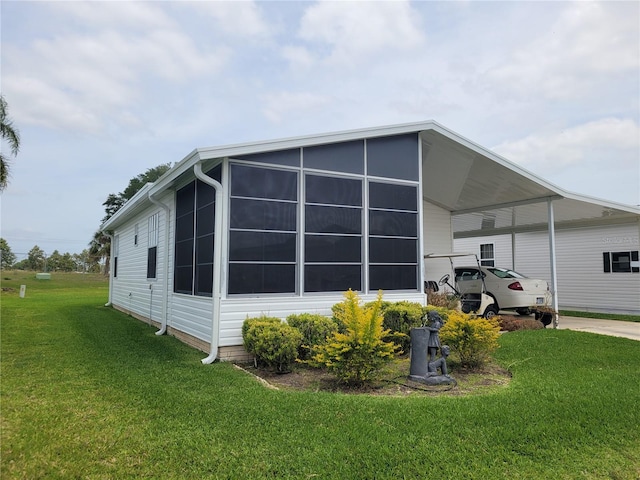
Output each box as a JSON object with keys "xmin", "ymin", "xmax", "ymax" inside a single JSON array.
[{"xmin": 556, "ymin": 316, "xmax": 640, "ymax": 341}]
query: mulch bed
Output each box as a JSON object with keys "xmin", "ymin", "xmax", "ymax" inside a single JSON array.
[{"xmin": 234, "ymin": 357, "xmax": 511, "ymax": 397}]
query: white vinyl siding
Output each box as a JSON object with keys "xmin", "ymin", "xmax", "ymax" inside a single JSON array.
[
  {"xmin": 422, "ymin": 201, "xmax": 454, "ymax": 288},
  {"xmin": 110, "ymin": 193, "xmax": 172, "ymax": 327}
]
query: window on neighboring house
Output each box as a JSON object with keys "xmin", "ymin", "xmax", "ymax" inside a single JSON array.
[
  {"xmin": 368, "ymin": 181, "xmax": 419, "ymax": 291},
  {"xmin": 304, "ymin": 174, "xmax": 363, "ymax": 292},
  {"xmin": 147, "ymin": 213, "xmax": 159, "ymax": 279},
  {"xmin": 480, "ymin": 243, "xmax": 495, "ymax": 267},
  {"xmin": 113, "ymin": 235, "xmax": 119, "ymax": 278},
  {"xmin": 604, "ymin": 251, "xmax": 640, "ymax": 273},
  {"xmin": 228, "ymin": 163, "xmax": 298, "ymax": 295},
  {"xmin": 173, "ymin": 164, "xmax": 222, "ymax": 296}
]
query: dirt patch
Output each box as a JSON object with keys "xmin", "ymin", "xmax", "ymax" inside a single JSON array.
[{"xmin": 234, "ymin": 357, "xmax": 511, "ymax": 397}]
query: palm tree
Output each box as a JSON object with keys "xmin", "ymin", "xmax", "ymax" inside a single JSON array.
[
  {"xmin": 0, "ymin": 95, "xmax": 21, "ymax": 191},
  {"xmin": 89, "ymin": 230, "xmax": 112, "ymax": 275}
]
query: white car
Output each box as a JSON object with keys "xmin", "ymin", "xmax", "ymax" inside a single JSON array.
[{"xmin": 454, "ymin": 266, "xmax": 551, "ymax": 315}]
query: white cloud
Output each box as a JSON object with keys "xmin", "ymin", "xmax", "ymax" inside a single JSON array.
[
  {"xmin": 262, "ymin": 91, "xmax": 333, "ymax": 123},
  {"xmin": 492, "ymin": 118, "xmax": 640, "ymax": 171},
  {"xmin": 53, "ymin": 1, "xmax": 177, "ymax": 30},
  {"xmin": 4, "ymin": 3, "xmax": 229, "ymax": 135},
  {"xmin": 487, "ymin": 2, "xmax": 639, "ymax": 100},
  {"xmin": 186, "ymin": 1, "xmax": 271, "ymax": 38},
  {"xmin": 290, "ymin": 0, "xmax": 425, "ymax": 68}
]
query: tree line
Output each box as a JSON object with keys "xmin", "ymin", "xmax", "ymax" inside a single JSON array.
[{"xmin": 0, "ymin": 240, "xmax": 100, "ymax": 273}]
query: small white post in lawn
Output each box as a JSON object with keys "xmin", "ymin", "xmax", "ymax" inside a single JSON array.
[{"xmin": 19, "ymin": 285, "xmax": 26, "ymax": 298}]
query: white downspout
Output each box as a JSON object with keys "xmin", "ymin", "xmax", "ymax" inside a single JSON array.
[
  {"xmin": 104, "ymin": 232, "xmax": 114, "ymax": 307},
  {"xmin": 193, "ymin": 162, "xmax": 223, "ymax": 364},
  {"xmin": 547, "ymin": 199, "xmax": 559, "ymax": 328},
  {"xmin": 148, "ymin": 193, "xmax": 171, "ymax": 336}
]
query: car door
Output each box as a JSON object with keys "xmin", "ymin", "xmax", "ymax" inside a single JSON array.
[{"xmin": 455, "ymin": 267, "xmax": 483, "ymax": 295}]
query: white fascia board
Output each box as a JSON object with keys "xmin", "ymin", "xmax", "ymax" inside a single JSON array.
[
  {"xmin": 195, "ymin": 120, "xmax": 440, "ymax": 160},
  {"xmin": 148, "ymin": 149, "xmax": 200, "ymax": 197},
  {"xmin": 555, "ymin": 190, "xmax": 640, "ymax": 215}
]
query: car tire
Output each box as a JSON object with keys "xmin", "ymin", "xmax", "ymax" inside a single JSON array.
[{"xmin": 483, "ymin": 305, "xmax": 499, "ymax": 319}]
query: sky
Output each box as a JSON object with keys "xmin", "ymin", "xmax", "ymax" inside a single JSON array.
[{"xmin": 1, "ymin": 0, "xmax": 639, "ymax": 258}]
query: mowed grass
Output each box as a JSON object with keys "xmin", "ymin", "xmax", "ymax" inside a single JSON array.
[{"xmin": 2, "ymin": 272, "xmax": 639, "ymax": 479}]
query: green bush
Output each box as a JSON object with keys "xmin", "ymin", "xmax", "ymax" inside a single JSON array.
[
  {"xmin": 439, "ymin": 310, "xmax": 500, "ymax": 369},
  {"xmin": 243, "ymin": 319, "xmax": 303, "ymax": 373},
  {"xmin": 313, "ymin": 290, "xmax": 398, "ymax": 385},
  {"xmin": 379, "ymin": 301, "xmax": 424, "ymax": 353},
  {"xmin": 242, "ymin": 315, "xmax": 281, "ymax": 357},
  {"xmin": 286, "ymin": 313, "xmax": 338, "ymax": 360}
]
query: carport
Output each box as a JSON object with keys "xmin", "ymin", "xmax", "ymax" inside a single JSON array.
[{"xmin": 418, "ymin": 122, "xmax": 640, "ymax": 325}]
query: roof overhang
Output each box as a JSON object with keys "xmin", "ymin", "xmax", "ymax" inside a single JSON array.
[{"xmin": 101, "ymin": 120, "xmax": 640, "ymax": 234}]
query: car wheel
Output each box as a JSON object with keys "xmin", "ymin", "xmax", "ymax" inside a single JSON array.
[
  {"xmin": 516, "ymin": 308, "xmax": 532, "ymax": 316},
  {"xmin": 538, "ymin": 312, "xmax": 553, "ymax": 327},
  {"xmin": 483, "ymin": 305, "xmax": 499, "ymax": 319}
]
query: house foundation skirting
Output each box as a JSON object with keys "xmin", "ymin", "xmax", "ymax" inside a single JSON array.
[{"xmin": 110, "ymin": 304, "xmax": 251, "ymax": 362}]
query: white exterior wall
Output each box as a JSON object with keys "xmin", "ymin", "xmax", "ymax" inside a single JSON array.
[
  {"xmin": 453, "ymin": 234, "xmax": 514, "ymax": 270},
  {"xmin": 111, "ymin": 185, "xmax": 430, "ymax": 354},
  {"xmin": 455, "ymin": 223, "xmax": 640, "ymax": 314},
  {"xmin": 111, "ymin": 200, "xmax": 169, "ymax": 324},
  {"xmin": 422, "ymin": 201, "xmax": 454, "ymax": 287},
  {"xmin": 219, "ymin": 291, "xmax": 427, "ymax": 347}
]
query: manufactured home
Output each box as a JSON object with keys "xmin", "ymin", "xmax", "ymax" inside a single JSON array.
[{"xmin": 101, "ymin": 121, "xmax": 640, "ymax": 362}]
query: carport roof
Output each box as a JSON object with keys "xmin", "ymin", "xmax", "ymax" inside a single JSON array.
[{"xmin": 103, "ymin": 120, "xmax": 639, "ymax": 233}]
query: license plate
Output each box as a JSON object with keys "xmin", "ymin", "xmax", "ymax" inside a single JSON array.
[{"xmin": 536, "ymin": 297, "xmax": 544, "ymax": 304}]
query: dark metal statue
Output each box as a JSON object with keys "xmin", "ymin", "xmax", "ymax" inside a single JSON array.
[{"xmin": 408, "ymin": 310, "xmax": 455, "ymax": 386}]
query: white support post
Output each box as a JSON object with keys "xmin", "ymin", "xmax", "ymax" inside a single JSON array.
[{"xmin": 547, "ymin": 200, "xmax": 559, "ymax": 328}]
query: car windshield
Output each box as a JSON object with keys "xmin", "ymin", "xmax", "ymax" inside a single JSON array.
[{"xmin": 486, "ymin": 268, "xmax": 526, "ymax": 279}]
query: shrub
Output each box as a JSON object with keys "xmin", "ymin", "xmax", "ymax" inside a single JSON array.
[
  {"xmin": 498, "ymin": 315, "xmax": 544, "ymax": 332},
  {"xmin": 439, "ymin": 311, "xmax": 500, "ymax": 369},
  {"xmin": 242, "ymin": 316, "xmax": 302, "ymax": 372},
  {"xmin": 286, "ymin": 313, "xmax": 338, "ymax": 361},
  {"xmin": 313, "ymin": 290, "xmax": 398, "ymax": 385},
  {"xmin": 242, "ymin": 315, "xmax": 281, "ymax": 356},
  {"xmin": 427, "ymin": 291, "xmax": 460, "ymax": 310},
  {"xmin": 379, "ymin": 301, "xmax": 424, "ymax": 353}
]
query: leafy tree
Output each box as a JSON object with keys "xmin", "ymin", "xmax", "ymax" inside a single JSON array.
[
  {"xmin": 47, "ymin": 250, "xmax": 76, "ymax": 272},
  {"xmin": 0, "ymin": 238, "xmax": 16, "ymax": 269},
  {"xmin": 0, "ymin": 95, "xmax": 21, "ymax": 191},
  {"xmin": 74, "ymin": 249, "xmax": 100, "ymax": 273},
  {"xmin": 92, "ymin": 164, "xmax": 172, "ymax": 274},
  {"xmin": 47, "ymin": 250, "xmax": 62, "ymax": 271},
  {"xmin": 27, "ymin": 245, "xmax": 46, "ymax": 271},
  {"xmin": 101, "ymin": 163, "xmax": 171, "ymax": 223},
  {"xmin": 13, "ymin": 258, "xmax": 29, "ymax": 270}
]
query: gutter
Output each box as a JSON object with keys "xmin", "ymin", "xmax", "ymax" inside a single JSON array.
[
  {"xmin": 193, "ymin": 162, "xmax": 224, "ymax": 364},
  {"xmin": 148, "ymin": 191, "xmax": 171, "ymax": 336},
  {"xmin": 104, "ymin": 232, "xmax": 114, "ymax": 307}
]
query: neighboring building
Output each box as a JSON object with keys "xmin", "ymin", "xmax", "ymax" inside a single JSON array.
[
  {"xmin": 454, "ymin": 222, "xmax": 640, "ymax": 315},
  {"xmin": 101, "ymin": 121, "xmax": 640, "ymax": 361}
]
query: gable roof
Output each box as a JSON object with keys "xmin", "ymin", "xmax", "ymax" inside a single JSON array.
[{"xmin": 102, "ymin": 120, "xmax": 639, "ymax": 234}]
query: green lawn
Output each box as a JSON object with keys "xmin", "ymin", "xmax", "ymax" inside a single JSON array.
[{"xmin": 2, "ymin": 271, "xmax": 639, "ymax": 479}]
